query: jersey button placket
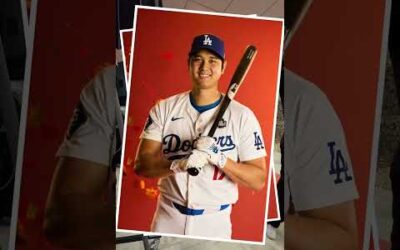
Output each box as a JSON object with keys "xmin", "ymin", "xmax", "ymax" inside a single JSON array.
[
  {"xmin": 195, "ymin": 120, "xmax": 203, "ymax": 134},
  {"xmin": 185, "ymin": 175, "xmax": 194, "ymax": 234},
  {"xmin": 187, "ymin": 174, "xmax": 199, "ymax": 205},
  {"xmin": 196, "ymin": 114, "xmax": 206, "ymax": 135},
  {"xmin": 187, "ymin": 174, "xmax": 193, "ymax": 205}
]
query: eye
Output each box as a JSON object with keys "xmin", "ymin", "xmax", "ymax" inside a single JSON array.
[
  {"xmin": 192, "ymin": 57, "xmax": 203, "ymax": 63},
  {"xmin": 209, "ymin": 59, "xmax": 218, "ymax": 64}
]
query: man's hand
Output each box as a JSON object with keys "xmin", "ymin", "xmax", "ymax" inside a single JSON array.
[
  {"xmin": 170, "ymin": 158, "xmax": 188, "ymax": 173},
  {"xmin": 195, "ymin": 136, "xmax": 228, "ymax": 169},
  {"xmin": 186, "ymin": 150, "xmax": 209, "ymax": 173}
]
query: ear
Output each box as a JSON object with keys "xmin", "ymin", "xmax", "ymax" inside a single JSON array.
[{"xmin": 221, "ymin": 60, "xmax": 227, "ymax": 74}]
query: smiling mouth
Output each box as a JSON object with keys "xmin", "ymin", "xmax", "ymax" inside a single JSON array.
[{"xmin": 198, "ymin": 72, "xmax": 211, "ymax": 79}]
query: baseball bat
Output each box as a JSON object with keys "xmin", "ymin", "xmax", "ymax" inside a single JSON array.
[{"xmin": 187, "ymin": 45, "xmax": 258, "ymax": 176}]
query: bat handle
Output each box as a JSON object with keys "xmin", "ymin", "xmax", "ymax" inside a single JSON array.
[
  {"xmin": 207, "ymin": 124, "xmax": 217, "ymax": 137},
  {"xmin": 187, "ymin": 98, "xmax": 231, "ymax": 176},
  {"xmin": 208, "ymin": 97, "xmax": 231, "ymax": 137}
]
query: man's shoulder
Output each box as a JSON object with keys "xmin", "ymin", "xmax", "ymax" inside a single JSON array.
[
  {"xmin": 229, "ymin": 99, "xmax": 253, "ymax": 116},
  {"xmin": 285, "ymin": 68, "xmax": 347, "ymax": 146},
  {"xmin": 156, "ymin": 91, "xmax": 189, "ymax": 106},
  {"xmin": 92, "ymin": 65, "xmax": 116, "ymax": 86},
  {"xmin": 284, "ymin": 69, "xmax": 334, "ymax": 112},
  {"xmin": 81, "ymin": 65, "xmax": 116, "ymax": 98},
  {"xmin": 164, "ymin": 91, "xmax": 190, "ymax": 102}
]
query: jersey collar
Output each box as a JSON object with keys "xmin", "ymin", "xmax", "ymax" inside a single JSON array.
[{"xmin": 189, "ymin": 92, "xmax": 222, "ymax": 113}]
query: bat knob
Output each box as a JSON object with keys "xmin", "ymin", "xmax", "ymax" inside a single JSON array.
[{"xmin": 187, "ymin": 167, "xmax": 199, "ymax": 176}]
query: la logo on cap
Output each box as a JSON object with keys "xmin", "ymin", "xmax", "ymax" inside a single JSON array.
[{"xmin": 203, "ymin": 35, "xmax": 212, "ymax": 46}]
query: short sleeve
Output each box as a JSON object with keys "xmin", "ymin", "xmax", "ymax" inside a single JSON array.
[
  {"xmin": 56, "ymin": 67, "xmax": 117, "ymax": 166},
  {"xmin": 238, "ymin": 108, "xmax": 267, "ymax": 162},
  {"xmin": 140, "ymin": 102, "xmax": 164, "ymax": 142},
  {"xmin": 286, "ymin": 77, "xmax": 359, "ymax": 211}
]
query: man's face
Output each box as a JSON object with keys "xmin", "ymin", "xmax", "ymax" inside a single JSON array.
[{"xmin": 189, "ymin": 49, "xmax": 226, "ymax": 90}]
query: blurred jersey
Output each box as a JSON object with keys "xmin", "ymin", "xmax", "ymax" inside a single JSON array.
[{"xmin": 284, "ymin": 69, "xmax": 358, "ymax": 213}]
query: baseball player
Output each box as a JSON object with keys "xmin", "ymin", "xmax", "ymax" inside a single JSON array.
[{"xmin": 134, "ymin": 34, "xmax": 267, "ymax": 239}]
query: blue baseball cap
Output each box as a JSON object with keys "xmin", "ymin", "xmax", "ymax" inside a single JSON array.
[{"xmin": 189, "ymin": 34, "xmax": 225, "ymax": 60}]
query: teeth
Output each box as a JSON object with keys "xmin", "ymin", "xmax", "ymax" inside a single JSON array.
[{"xmin": 199, "ymin": 73, "xmax": 211, "ymax": 78}]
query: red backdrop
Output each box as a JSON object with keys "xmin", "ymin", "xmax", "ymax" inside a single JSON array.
[{"xmin": 117, "ymin": 8, "xmax": 283, "ymax": 242}]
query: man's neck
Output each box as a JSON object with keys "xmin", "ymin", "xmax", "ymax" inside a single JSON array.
[{"xmin": 190, "ymin": 88, "xmax": 221, "ymax": 106}]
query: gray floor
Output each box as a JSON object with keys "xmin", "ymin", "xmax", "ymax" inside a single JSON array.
[
  {"xmin": 374, "ymin": 56, "xmax": 397, "ymax": 246},
  {"xmin": 375, "ymin": 165, "xmax": 393, "ymax": 244},
  {"xmin": 117, "ymin": 224, "xmax": 284, "ymax": 250},
  {"xmin": 375, "ymin": 187, "xmax": 392, "ymax": 242}
]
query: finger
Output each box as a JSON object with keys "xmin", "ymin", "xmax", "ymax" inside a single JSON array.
[{"xmin": 196, "ymin": 136, "xmax": 215, "ymax": 150}]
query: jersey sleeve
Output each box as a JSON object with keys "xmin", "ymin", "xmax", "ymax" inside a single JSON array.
[
  {"xmin": 238, "ymin": 108, "xmax": 267, "ymax": 162},
  {"xmin": 139, "ymin": 101, "xmax": 164, "ymax": 142},
  {"xmin": 286, "ymin": 82, "xmax": 359, "ymax": 211},
  {"xmin": 56, "ymin": 67, "xmax": 117, "ymax": 166}
]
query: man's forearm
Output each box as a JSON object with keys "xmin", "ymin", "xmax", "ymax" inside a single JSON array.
[
  {"xmin": 285, "ymin": 214, "xmax": 358, "ymax": 250},
  {"xmin": 134, "ymin": 153, "xmax": 173, "ymax": 178},
  {"xmin": 44, "ymin": 194, "xmax": 115, "ymax": 249},
  {"xmin": 222, "ymin": 158, "xmax": 266, "ymax": 190}
]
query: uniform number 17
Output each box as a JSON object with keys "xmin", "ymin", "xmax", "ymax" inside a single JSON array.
[{"xmin": 213, "ymin": 166, "xmax": 225, "ymax": 180}]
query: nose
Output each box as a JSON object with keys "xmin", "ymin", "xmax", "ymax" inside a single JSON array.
[{"xmin": 199, "ymin": 60, "xmax": 209, "ymax": 70}]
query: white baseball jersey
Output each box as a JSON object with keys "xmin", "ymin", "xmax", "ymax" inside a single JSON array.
[
  {"xmin": 284, "ymin": 69, "xmax": 359, "ymax": 213},
  {"xmin": 141, "ymin": 91, "xmax": 267, "ymax": 207},
  {"xmin": 57, "ymin": 66, "xmax": 119, "ymax": 166}
]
